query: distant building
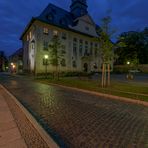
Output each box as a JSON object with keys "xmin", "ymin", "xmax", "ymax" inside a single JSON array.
[
  {"xmin": 0, "ymin": 51, "xmax": 7, "ymax": 72},
  {"xmin": 21, "ymin": 0, "xmax": 111, "ymax": 74},
  {"xmin": 9, "ymin": 48, "xmax": 23, "ymax": 73}
]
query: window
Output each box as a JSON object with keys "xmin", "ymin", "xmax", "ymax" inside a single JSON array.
[
  {"xmin": 60, "ymin": 19, "xmax": 67, "ymax": 26},
  {"xmin": 84, "ymin": 45, "xmax": 88, "ymax": 56},
  {"xmin": 84, "ymin": 41, "xmax": 89, "ymax": 56},
  {"xmin": 51, "ymin": 8, "xmax": 56, "ymax": 14},
  {"xmin": 79, "ymin": 39, "xmax": 83, "ymax": 56},
  {"xmin": 29, "ymin": 32, "xmax": 32, "ymax": 39},
  {"xmin": 53, "ymin": 30, "xmax": 58, "ymax": 36},
  {"xmin": 93, "ymin": 63, "xmax": 97, "ymax": 69},
  {"xmin": 72, "ymin": 61, "xmax": 77, "ymax": 68},
  {"xmin": 43, "ymin": 28, "xmax": 48, "ymax": 35},
  {"xmin": 73, "ymin": 38, "xmax": 77, "ymax": 42},
  {"xmin": 95, "ymin": 43, "xmax": 98, "ymax": 47},
  {"xmin": 73, "ymin": 43, "xmax": 77, "ymax": 57},
  {"xmin": 32, "ymin": 43, "xmax": 35, "ymax": 49},
  {"xmin": 90, "ymin": 42, "xmax": 93, "ymax": 55},
  {"xmin": 62, "ymin": 32, "xmax": 67, "ymax": 40},
  {"xmin": 94, "ymin": 43, "xmax": 98, "ymax": 56},
  {"xmin": 43, "ymin": 41, "xmax": 48, "ymax": 51},
  {"xmin": 85, "ymin": 26, "xmax": 89, "ymax": 31},
  {"xmin": 47, "ymin": 14, "xmax": 54, "ymax": 21},
  {"xmin": 61, "ymin": 59, "xmax": 66, "ymax": 67},
  {"xmin": 79, "ymin": 44, "xmax": 83, "ymax": 56},
  {"xmin": 73, "ymin": 38, "xmax": 78, "ymax": 57},
  {"xmin": 27, "ymin": 35, "xmax": 29, "ymax": 41},
  {"xmin": 85, "ymin": 41, "xmax": 88, "ymax": 45},
  {"xmin": 79, "ymin": 39, "xmax": 83, "ymax": 44}
]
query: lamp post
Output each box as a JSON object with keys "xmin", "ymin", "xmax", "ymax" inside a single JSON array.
[
  {"xmin": 126, "ymin": 61, "xmax": 133, "ymax": 80},
  {"xmin": 127, "ymin": 61, "xmax": 130, "ymax": 65},
  {"xmin": 10, "ymin": 62, "xmax": 16, "ymax": 73},
  {"xmin": 44, "ymin": 55, "xmax": 49, "ymax": 78}
]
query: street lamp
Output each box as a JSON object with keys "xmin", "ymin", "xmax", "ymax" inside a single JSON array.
[
  {"xmin": 10, "ymin": 63, "xmax": 16, "ymax": 73},
  {"xmin": 44, "ymin": 55, "xmax": 49, "ymax": 78},
  {"xmin": 127, "ymin": 61, "xmax": 130, "ymax": 65},
  {"xmin": 12, "ymin": 65, "xmax": 16, "ymax": 69}
]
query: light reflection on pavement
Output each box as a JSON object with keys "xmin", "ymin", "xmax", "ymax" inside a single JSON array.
[{"xmin": 0, "ymin": 74, "xmax": 148, "ymax": 148}]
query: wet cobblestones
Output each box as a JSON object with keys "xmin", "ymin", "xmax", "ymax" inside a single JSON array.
[{"xmin": 1, "ymin": 75, "xmax": 148, "ymax": 148}]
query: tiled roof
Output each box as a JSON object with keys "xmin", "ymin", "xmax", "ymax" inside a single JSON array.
[
  {"xmin": 37, "ymin": 3, "xmax": 74, "ymax": 28},
  {"xmin": 20, "ymin": 3, "xmax": 100, "ymax": 39}
]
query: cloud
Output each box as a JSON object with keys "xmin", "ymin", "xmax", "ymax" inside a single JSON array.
[{"xmin": 0, "ymin": 0, "xmax": 147, "ymax": 55}]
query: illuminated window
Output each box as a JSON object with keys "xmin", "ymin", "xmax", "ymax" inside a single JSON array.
[
  {"xmin": 29, "ymin": 32, "xmax": 32, "ymax": 39},
  {"xmin": 53, "ymin": 30, "xmax": 58, "ymax": 36},
  {"xmin": 27, "ymin": 35, "xmax": 29, "ymax": 41},
  {"xmin": 43, "ymin": 28, "xmax": 48, "ymax": 34},
  {"xmin": 93, "ymin": 63, "xmax": 97, "ymax": 69}
]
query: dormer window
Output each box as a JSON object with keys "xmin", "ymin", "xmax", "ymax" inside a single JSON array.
[
  {"xmin": 47, "ymin": 13, "xmax": 54, "ymax": 21},
  {"xmin": 60, "ymin": 18, "xmax": 67, "ymax": 26},
  {"xmin": 51, "ymin": 9, "xmax": 56, "ymax": 14},
  {"xmin": 43, "ymin": 28, "xmax": 48, "ymax": 35}
]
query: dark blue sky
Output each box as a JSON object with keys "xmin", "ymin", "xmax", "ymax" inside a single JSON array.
[{"xmin": 0, "ymin": 0, "xmax": 148, "ymax": 56}]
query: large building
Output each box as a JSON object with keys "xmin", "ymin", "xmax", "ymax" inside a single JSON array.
[{"xmin": 21, "ymin": 0, "xmax": 104, "ymax": 74}]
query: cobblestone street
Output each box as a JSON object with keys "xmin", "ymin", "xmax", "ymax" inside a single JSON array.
[{"xmin": 0, "ymin": 74, "xmax": 148, "ymax": 148}]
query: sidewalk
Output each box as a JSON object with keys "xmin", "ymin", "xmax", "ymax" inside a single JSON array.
[{"xmin": 0, "ymin": 87, "xmax": 27, "ymax": 148}]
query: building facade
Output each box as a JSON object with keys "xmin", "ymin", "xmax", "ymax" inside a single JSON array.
[{"xmin": 21, "ymin": 0, "xmax": 104, "ymax": 74}]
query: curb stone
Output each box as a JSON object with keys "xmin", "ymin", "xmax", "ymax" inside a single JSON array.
[
  {"xmin": 40, "ymin": 81, "xmax": 148, "ymax": 107},
  {"xmin": 0, "ymin": 84, "xmax": 59, "ymax": 148}
]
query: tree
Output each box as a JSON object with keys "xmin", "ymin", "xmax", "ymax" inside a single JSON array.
[
  {"xmin": 115, "ymin": 27, "xmax": 148, "ymax": 65},
  {"xmin": 97, "ymin": 16, "xmax": 115, "ymax": 87},
  {"xmin": 48, "ymin": 35, "xmax": 65, "ymax": 79},
  {"xmin": 97, "ymin": 16, "xmax": 125, "ymax": 87}
]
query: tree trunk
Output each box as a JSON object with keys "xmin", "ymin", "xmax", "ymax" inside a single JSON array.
[
  {"xmin": 107, "ymin": 64, "xmax": 110, "ymax": 86},
  {"xmin": 102, "ymin": 64, "xmax": 105, "ymax": 87},
  {"xmin": 104, "ymin": 64, "xmax": 106, "ymax": 87}
]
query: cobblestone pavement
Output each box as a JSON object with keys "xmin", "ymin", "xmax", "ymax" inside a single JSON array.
[{"xmin": 0, "ymin": 74, "xmax": 148, "ymax": 148}]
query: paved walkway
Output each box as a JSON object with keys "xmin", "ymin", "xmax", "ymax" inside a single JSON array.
[
  {"xmin": 0, "ymin": 87, "xmax": 27, "ymax": 148},
  {"xmin": 1, "ymin": 74, "xmax": 148, "ymax": 147}
]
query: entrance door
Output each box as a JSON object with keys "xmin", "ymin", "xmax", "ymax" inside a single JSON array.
[{"xmin": 83, "ymin": 63, "xmax": 88, "ymax": 72}]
